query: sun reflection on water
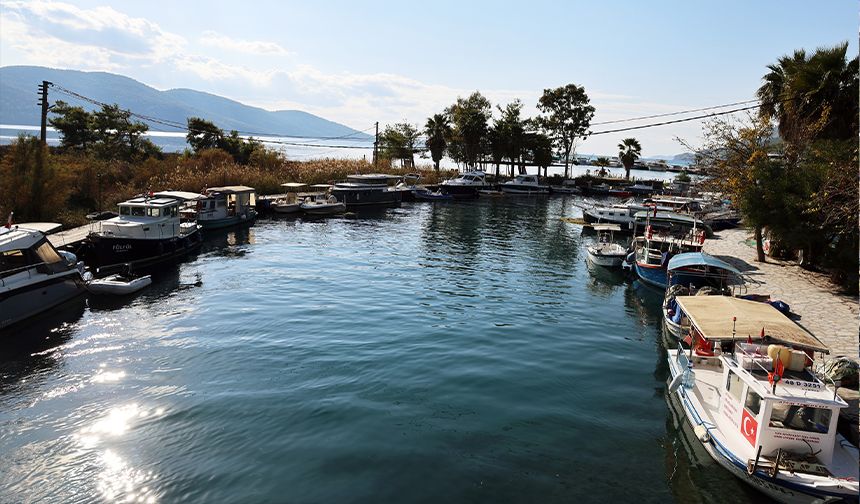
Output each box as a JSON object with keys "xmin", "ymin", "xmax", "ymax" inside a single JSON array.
[{"xmin": 74, "ymin": 404, "xmax": 166, "ymax": 503}]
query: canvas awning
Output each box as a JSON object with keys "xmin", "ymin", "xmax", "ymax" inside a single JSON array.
[
  {"xmin": 675, "ymin": 296, "xmax": 828, "ymax": 352},
  {"xmin": 667, "ymin": 252, "xmax": 741, "ymax": 274},
  {"xmin": 208, "ymin": 186, "xmax": 255, "ymax": 193},
  {"xmin": 154, "ymin": 191, "xmax": 205, "ymax": 201},
  {"xmin": 591, "ymin": 224, "xmax": 621, "ymax": 232}
]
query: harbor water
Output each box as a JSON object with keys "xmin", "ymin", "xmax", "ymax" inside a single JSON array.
[{"xmin": 1, "ymin": 198, "xmax": 766, "ymax": 503}]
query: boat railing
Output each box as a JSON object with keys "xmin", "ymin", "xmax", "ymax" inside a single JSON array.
[
  {"xmin": 0, "ymin": 261, "xmax": 53, "ymax": 286},
  {"xmin": 735, "ymin": 342, "xmax": 773, "ymax": 375}
]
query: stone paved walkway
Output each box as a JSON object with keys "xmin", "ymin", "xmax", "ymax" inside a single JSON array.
[{"xmin": 702, "ymin": 228, "xmax": 858, "ymax": 359}]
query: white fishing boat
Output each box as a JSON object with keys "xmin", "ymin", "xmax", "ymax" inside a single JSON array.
[
  {"xmin": 585, "ymin": 224, "xmax": 627, "ymax": 267},
  {"xmin": 500, "ymin": 174, "xmax": 550, "ymax": 195},
  {"xmin": 87, "ymin": 272, "xmax": 152, "ymax": 295},
  {"xmin": 666, "ymin": 296, "xmax": 858, "ymax": 503}
]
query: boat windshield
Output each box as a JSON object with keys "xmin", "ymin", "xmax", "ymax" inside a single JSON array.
[{"xmin": 768, "ymin": 402, "xmax": 831, "ymax": 434}]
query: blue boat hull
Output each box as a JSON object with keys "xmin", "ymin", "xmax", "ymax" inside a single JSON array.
[{"xmin": 634, "ymin": 262, "xmax": 668, "ymax": 289}]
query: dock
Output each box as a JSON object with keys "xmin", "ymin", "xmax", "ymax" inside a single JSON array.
[{"xmin": 46, "ymin": 223, "xmax": 93, "ymax": 250}]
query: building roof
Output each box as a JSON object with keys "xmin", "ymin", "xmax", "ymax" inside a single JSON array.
[{"xmin": 676, "ymin": 296, "xmax": 828, "ymax": 352}]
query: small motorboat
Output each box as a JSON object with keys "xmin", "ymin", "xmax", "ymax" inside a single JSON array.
[
  {"xmin": 87, "ymin": 273, "xmax": 152, "ymax": 295},
  {"xmin": 585, "ymin": 224, "xmax": 627, "ymax": 267},
  {"xmin": 272, "ymin": 183, "xmax": 308, "ymax": 213},
  {"xmin": 300, "ymin": 195, "xmax": 346, "ymax": 215},
  {"xmin": 415, "ymin": 189, "xmax": 454, "ymax": 201}
]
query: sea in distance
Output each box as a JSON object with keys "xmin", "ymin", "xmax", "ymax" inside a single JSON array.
[{"xmin": 0, "ymin": 197, "xmax": 771, "ymax": 503}]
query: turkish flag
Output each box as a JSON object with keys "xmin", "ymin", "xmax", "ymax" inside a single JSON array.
[{"xmin": 741, "ymin": 409, "xmax": 758, "ymax": 446}]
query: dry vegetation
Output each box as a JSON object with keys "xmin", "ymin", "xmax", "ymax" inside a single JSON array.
[{"xmin": 0, "ymin": 142, "xmax": 450, "ymax": 228}]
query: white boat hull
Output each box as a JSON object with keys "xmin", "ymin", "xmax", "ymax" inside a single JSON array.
[
  {"xmin": 586, "ymin": 250, "xmax": 624, "ymax": 267},
  {"xmin": 301, "ymin": 203, "xmax": 345, "ymax": 215}
]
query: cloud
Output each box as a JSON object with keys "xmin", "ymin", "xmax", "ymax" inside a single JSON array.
[
  {"xmin": 198, "ymin": 31, "xmax": 289, "ymax": 55},
  {"xmin": 0, "ymin": 1, "xmax": 702, "ymax": 154},
  {"xmin": 1, "ymin": 0, "xmax": 184, "ymax": 65}
]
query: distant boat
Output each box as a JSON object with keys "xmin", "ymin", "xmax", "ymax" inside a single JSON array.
[
  {"xmin": 394, "ymin": 173, "xmax": 422, "ymax": 202},
  {"xmin": 586, "ymin": 224, "xmax": 627, "ymax": 267},
  {"xmin": 198, "ymin": 186, "xmax": 258, "ymax": 229},
  {"xmin": 331, "ymin": 174, "xmax": 402, "ymax": 208},
  {"xmin": 501, "ymin": 174, "xmax": 549, "ymax": 195},
  {"xmin": 300, "ymin": 191, "xmax": 346, "ymax": 215},
  {"xmin": 270, "ymin": 183, "xmax": 308, "ymax": 214},
  {"xmin": 414, "ymin": 189, "xmax": 454, "ymax": 201},
  {"xmin": 440, "ymin": 171, "xmax": 489, "ymax": 198}
]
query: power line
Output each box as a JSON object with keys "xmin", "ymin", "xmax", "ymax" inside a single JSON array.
[
  {"xmin": 590, "ymin": 98, "xmax": 762, "ymax": 126},
  {"xmin": 588, "ymin": 104, "xmax": 763, "ymax": 136}
]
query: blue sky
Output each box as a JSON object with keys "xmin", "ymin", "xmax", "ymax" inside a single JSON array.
[{"xmin": 1, "ymin": 0, "xmax": 856, "ymax": 155}]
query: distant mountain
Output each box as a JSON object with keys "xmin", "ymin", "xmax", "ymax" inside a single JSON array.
[{"xmin": 0, "ymin": 66, "xmax": 371, "ymax": 140}]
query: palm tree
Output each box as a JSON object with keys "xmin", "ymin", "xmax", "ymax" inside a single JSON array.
[
  {"xmin": 424, "ymin": 114, "xmax": 451, "ymax": 171},
  {"xmin": 594, "ymin": 156, "xmax": 610, "ymax": 177},
  {"xmin": 757, "ymin": 42, "xmax": 858, "ymax": 143},
  {"xmin": 617, "ymin": 137, "xmax": 642, "ymax": 180}
]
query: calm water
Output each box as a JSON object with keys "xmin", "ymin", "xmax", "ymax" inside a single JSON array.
[{"xmin": 0, "ymin": 198, "xmax": 765, "ymax": 503}]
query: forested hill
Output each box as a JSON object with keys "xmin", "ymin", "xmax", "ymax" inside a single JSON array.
[{"xmin": 0, "ymin": 66, "xmax": 370, "ymax": 139}]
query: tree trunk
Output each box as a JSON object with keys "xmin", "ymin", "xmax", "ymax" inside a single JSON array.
[
  {"xmin": 434, "ymin": 159, "xmax": 440, "ymax": 171},
  {"xmin": 754, "ymin": 225, "xmax": 766, "ymax": 262}
]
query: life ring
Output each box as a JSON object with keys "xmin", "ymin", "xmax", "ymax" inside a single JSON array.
[
  {"xmin": 697, "ymin": 230, "xmax": 706, "ymax": 244},
  {"xmin": 646, "ymin": 225, "xmax": 653, "ymax": 240}
]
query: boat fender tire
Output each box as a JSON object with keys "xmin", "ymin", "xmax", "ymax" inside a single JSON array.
[{"xmin": 746, "ymin": 461, "xmax": 756, "ymax": 476}]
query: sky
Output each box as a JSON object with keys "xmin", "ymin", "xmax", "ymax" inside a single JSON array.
[{"xmin": 0, "ymin": 0, "xmax": 856, "ymax": 156}]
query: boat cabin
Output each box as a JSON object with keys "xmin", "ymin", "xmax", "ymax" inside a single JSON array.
[
  {"xmin": 0, "ymin": 226, "xmax": 73, "ymax": 281},
  {"xmin": 100, "ymin": 196, "xmax": 188, "ymax": 239},
  {"xmin": 203, "ymin": 186, "xmax": 256, "ymax": 217}
]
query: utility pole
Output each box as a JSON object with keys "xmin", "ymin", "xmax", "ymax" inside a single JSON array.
[
  {"xmin": 37, "ymin": 80, "xmax": 52, "ymax": 145},
  {"xmin": 373, "ymin": 121, "xmax": 379, "ymax": 170}
]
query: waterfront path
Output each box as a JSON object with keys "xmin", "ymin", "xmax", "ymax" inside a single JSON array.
[{"xmin": 703, "ymin": 227, "xmax": 858, "ymax": 359}]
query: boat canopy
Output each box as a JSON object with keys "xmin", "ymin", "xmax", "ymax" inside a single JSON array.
[
  {"xmin": 154, "ymin": 191, "xmax": 205, "ymax": 201},
  {"xmin": 310, "ymin": 184, "xmax": 332, "ymax": 189},
  {"xmin": 667, "ymin": 252, "xmax": 741, "ymax": 274},
  {"xmin": 633, "ymin": 211, "xmax": 702, "ymax": 224},
  {"xmin": 675, "ymin": 296, "xmax": 828, "ymax": 352},
  {"xmin": 281, "ymin": 182, "xmax": 308, "ymax": 188},
  {"xmin": 592, "ymin": 224, "xmax": 621, "ymax": 232},
  {"xmin": 207, "ymin": 185, "xmax": 256, "ymax": 194}
]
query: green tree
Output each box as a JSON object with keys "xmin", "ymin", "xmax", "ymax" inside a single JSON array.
[
  {"xmin": 493, "ymin": 100, "xmax": 526, "ymax": 176},
  {"xmin": 757, "ymin": 42, "xmax": 858, "ymax": 145},
  {"xmin": 446, "ymin": 92, "xmax": 492, "ymax": 169},
  {"xmin": 526, "ymin": 132, "xmax": 554, "ymax": 177},
  {"xmin": 424, "ymin": 114, "xmax": 451, "ymax": 171},
  {"xmin": 48, "ymin": 101, "xmax": 95, "ymax": 151},
  {"xmin": 89, "ymin": 104, "xmax": 158, "ymax": 161},
  {"xmin": 186, "ymin": 117, "xmax": 225, "ymax": 153},
  {"xmin": 380, "ymin": 122, "xmax": 419, "ymax": 168},
  {"xmin": 535, "ymin": 84, "xmax": 595, "ymax": 179},
  {"xmin": 617, "ymin": 137, "xmax": 642, "ymax": 180}
]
